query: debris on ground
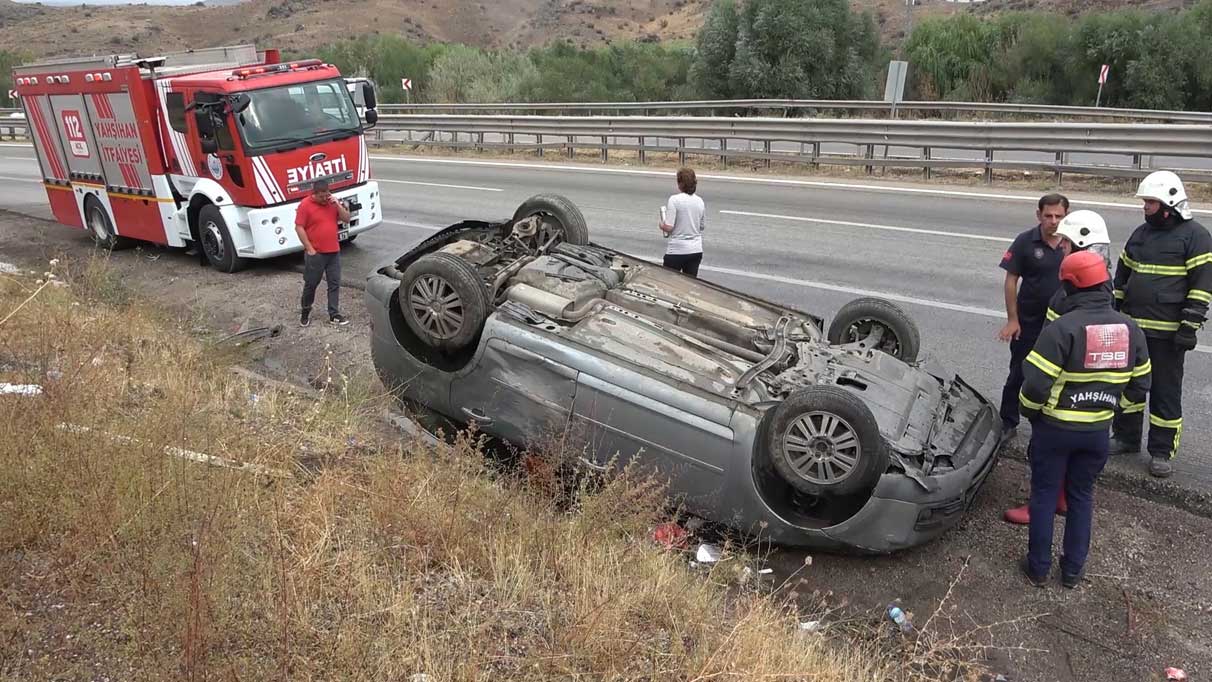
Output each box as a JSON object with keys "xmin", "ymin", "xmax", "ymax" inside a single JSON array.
[
  {"xmin": 695, "ymin": 543, "xmax": 723, "ymax": 563},
  {"xmin": 887, "ymin": 603, "xmax": 914, "ymax": 634},
  {"xmin": 651, "ymin": 521, "xmax": 689, "ymax": 550},
  {"xmin": 798, "ymin": 620, "xmax": 825, "ymax": 633},
  {"xmin": 0, "ymin": 382, "xmax": 42, "ymax": 396},
  {"xmin": 1166, "ymin": 668, "xmax": 1187, "ymax": 681}
]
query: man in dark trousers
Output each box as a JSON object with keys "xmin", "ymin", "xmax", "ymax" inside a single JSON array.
[
  {"xmin": 1111, "ymin": 171, "xmax": 1212, "ymax": 478},
  {"xmin": 997, "ymin": 194, "xmax": 1069, "ymax": 440},
  {"xmin": 295, "ymin": 179, "xmax": 351, "ymax": 327},
  {"xmin": 1019, "ymin": 250, "xmax": 1151, "ymax": 588}
]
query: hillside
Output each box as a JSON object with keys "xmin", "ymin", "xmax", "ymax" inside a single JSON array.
[{"xmin": 0, "ymin": 0, "xmax": 1195, "ymax": 61}]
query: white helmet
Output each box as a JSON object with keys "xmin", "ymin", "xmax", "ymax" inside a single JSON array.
[
  {"xmin": 1136, "ymin": 170, "xmax": 1192, "ymax": 220},
  {"xmin": 1056, "ymin": 210, "xmax": 1110, "ymax": 248}
]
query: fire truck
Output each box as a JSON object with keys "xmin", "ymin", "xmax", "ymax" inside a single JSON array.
[{"xmin": 12, "ymin": 45, "xmax": 382, "ymax": 272}]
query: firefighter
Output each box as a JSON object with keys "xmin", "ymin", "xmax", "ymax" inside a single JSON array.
[
  {"xmin": 1019, "ymin": 250, "xmax": 1151, "ymax": 588},
  {"xmin": 1003, "ymin": 210, "xmax": 1112, "ymax": 525},
  {"xmin": 1110, "ymin": 171, "xmax": 1212, "ymax": 478}
]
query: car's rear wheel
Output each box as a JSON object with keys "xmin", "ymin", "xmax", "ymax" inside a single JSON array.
[
  {"xmin": 758, "ymin": 385, "xmax": 888, "ymax": 497},
  {"xmin": 399, "ymin": 252, "xmax": 488, "ymax": 352},
  {"xmin": 827, "ymin": 297, "xmax": 921, "ymax": 363},
  {"xmin": 511, "ymin": 194, "xmax": 590, "ymax": 246}
]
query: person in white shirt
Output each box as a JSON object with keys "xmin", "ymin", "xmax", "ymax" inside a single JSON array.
[{"xmin": 659, "ymin": 167, "xmax": 707, "ymax": 277}]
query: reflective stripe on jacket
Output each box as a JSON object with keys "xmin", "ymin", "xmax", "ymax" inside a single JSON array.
[
  {"xmin": 1113, "ymin": 218, "xmax": 1212, "ymax": 338},
  {"xmin": 1020, "ymin": 288, "xmax": 1151, "ymax": 431}
]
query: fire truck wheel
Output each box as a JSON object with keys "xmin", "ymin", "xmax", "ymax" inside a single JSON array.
[
  {"xmin": 85, "ymin": 200, "xmax": 133, "ymax": 251},
  {"xmin": 198, "ymin": 205, "xmax": 249, "ymax": 273}
]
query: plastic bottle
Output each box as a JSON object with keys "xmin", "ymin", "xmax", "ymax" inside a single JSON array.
[{"xmin": 887, "ymin": 604, "xmax": 913, "ymax": 633}]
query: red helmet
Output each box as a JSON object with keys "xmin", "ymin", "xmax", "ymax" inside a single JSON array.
[{"xmin": 1060, "ymin": 250, "xmax": 1109, "ymax": 288}]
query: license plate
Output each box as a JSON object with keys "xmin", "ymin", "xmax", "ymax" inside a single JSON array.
[{"xmin": 338, "ymin": 229, "xmax": 349, "ymax": 241}]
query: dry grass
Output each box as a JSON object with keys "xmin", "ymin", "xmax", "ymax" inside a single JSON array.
[{"xmin": 0, "ymin": 254, "xmax": 896, "ymax": 680}]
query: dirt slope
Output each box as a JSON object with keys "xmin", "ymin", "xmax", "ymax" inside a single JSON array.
[{"xmin": 0, "ymin": 0, "xmax": 1193, "ymax": 61}]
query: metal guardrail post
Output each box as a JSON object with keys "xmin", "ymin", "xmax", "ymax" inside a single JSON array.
[
  {"xmin": 865, "ymin": 144, "xmax": 875, "ymax": 175},
  {"xmin": 1055, "ymin": 151, "xmax": 1064, "ymax": 185},
  {"xmin": 1133, "ymin": 153, "xmax": 1142, "ymax": 171},
  {"xmin": 720, "ymin": 138, "xmax": 727, "ymax": 168},
  {"xmin": 537, "ymin": 134, "xmax": 544, "ymax": 158},
  {"xmin": 924, "ymin": 146, "xmax": 932, "ymax": 180},
  {"xmin": 601, "ymin": 135, "xmax": 608, "ymax": 162},
  {"xmin": 984, "ymin": 149, "xmax": 994, "ymax": 184},
  {"xmin": 567, "ymin": 135, "xmax": 574, "ymax": 158},
  {"xmin": 639, "ymin": 136, "xmax": 647, "ymax": 164},
  {"xmin": 507, "ymin": 131, "xmax": 514, "ymax": 149},
  {"xmin": 679, "ymin": 138, "xmax": 687, "ymax": 166},
  {"xmin": 764, "ymin": 140, "xmax": 772, "ymax": 169},
  {"xmin": 476, "ymin": 132, "xmax": 484, "ymax": 154},
  {"xmin": 812, "ymin": 142, "xmax": 820, "ymax": 171}
]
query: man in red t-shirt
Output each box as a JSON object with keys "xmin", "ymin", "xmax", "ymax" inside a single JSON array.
[{"xmin": 295, "ymin": 179, "xmax": 351, "ymax": 326}]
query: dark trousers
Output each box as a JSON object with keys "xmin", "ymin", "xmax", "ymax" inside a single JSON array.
[
  {"xmin": 999, "ymin": 325, "xmax": 1041, "ymax": 429},
  {"xmin": 1112, "ymin": 336, "xmax": 1185, "ymax": 459},
  {"xmin": 301, "ymin": 251, "xmax": 341, "ymax": 318},
  {"xmin": 663, "ymin": 252, "xmax": 703, "ymax": 277},
  {"xmin": 1027, "ymin": 420, "xmax": 1109, "ymax": 578}
]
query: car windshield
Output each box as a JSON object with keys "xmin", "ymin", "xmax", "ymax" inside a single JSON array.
[{"xmin": 237, "ymin": 79, "xmax": 359, "ymax": 148}]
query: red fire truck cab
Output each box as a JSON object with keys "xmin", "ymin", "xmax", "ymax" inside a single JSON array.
[{"xmin": 13, "ymin": 45, "xmax": 382, "ymax": 272}]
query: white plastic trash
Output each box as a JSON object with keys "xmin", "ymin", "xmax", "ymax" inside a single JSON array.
[
  {"xmin": 695, "ymin": 543, "xmax": 723, "ymax": 563},
  {"xmin": 0, "ymin": 383, "xmax": 42, "ymax": 396}
]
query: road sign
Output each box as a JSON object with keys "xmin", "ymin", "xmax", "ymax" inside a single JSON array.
[
  {"xmin": 401, "ymin": 78, "xmax": 413, "ymax": 91},
  {"xmin": 1098, "ymin": 64, "xmax": 1110, "ymax": 84},
  {"xmin": 883, "ymin": 60, "xmax": 909, "ymax": 113},
  {"xmin": 6, "ymin": 89, "xmax": 15, "ymax": 100}
]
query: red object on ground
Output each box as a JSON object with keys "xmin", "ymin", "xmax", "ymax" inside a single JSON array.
[
  {"xmin": 1002, "ymin": 488, "xmax": 1069, "ymax": 525},
  {"xmin": 1165, "ymin": 667, "xmax": 1187, "ymax": 681},
  {"xmin": 652, "ymin": 522, "xmax": 689, "ymax": 550}
]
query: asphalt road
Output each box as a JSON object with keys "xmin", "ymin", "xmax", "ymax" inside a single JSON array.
[{"xmin": 3, "ymin": 144, "xmax": 1212, "ymax": 488}]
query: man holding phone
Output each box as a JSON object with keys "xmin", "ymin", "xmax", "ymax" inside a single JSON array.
[{"xmin": 295, "ymin": 179, "xmax": 351, "ymax": 327}]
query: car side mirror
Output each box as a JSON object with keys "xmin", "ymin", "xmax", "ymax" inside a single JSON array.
[
  {"xmin": 364, "ymin": 109, "xmax": 378, "ymax": 126},
  {"xmin": 361, "ymin": 82, "xmax": 377, "ymax": 110},
  {"xmin": 230, "ymin": 93, "xmax": 251, "ymax": 114}
]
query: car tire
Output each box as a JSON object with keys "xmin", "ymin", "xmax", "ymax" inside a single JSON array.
[
  {"xmin": 510, "ymin": 194, "xmax": 590, "ymax": 245},
  {"xmin": 827, "ymin": 297, "xmax": 921, "ymax": 363},
  {"xmin": 399, "ymin": 252, "xmax": 489, "ymax": 352},
  {"xmin": 198, "ymin": 204, "xmax": 249, "ymax": 273},
  {"xmin": 758, "ymin": 385, "xmax": 888, "ymax": 498},
  {"xmin": 85, "ymin": 199, "xmax": 133, "ymax": 251}
]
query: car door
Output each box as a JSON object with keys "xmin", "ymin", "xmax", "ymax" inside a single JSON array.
[
  {"xmin": 449, "ymin": 336, "xmax": 578, "ymax": 449},
  {"xmin": 571, "ymin": 366, "xmax": 734, "ymax": 505}
]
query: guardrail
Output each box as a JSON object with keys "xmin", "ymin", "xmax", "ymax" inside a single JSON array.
[
  {"xmin": 375, "ymin": 99, "xmax": 1212, "ymax": 124},
  {"xmin": 368, "ymin": 114, "xmax": 1212, "ymax": 183}
]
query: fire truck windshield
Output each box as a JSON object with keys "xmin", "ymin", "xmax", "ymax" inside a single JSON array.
[{"xmin": 237, "ymin": 79, "xmax": 360, "ymax": 150}]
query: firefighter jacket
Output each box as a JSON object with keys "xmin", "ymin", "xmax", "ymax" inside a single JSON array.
[
  {"xmin": 1044, "ymin": 281, "xmax": 1114, "ymax": 325},
  {"xmin": 1113, "ymin": 218, "xmax": 1212, "ymax": 338},
  {"xmin": 1020, "ymin": 288, "xmax": 1151, "ymax": 431}
]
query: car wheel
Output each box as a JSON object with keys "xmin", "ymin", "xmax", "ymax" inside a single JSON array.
[
  {"xmin": 759, "ymin": 385, "xmax": 888, "ymax": 497},
  {"xmin": 827, "ymin": 297, "xmax": 921, "ymax": 363},
  {"xmin": 510, "ymin": 194, "xmax": 590, "ymax": 245},
  {"xmin": 399, "ymin": 252, "xmax": 489, "ymax": 352},
  {"xmin": 85, "ymin": 199, "xmax": 133, "ymax": 251},
  {"xmin": 198, "ymin": 204, "xmax": 249, "ymax": 273}
]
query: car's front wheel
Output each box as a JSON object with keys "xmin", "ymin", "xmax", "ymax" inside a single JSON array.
[
  {"xmin": 827, "ymin": 297, "xmax": 921, "ymax": 363},
  {"xmin": 758, "ymin": 385, "xmax": 888, "ymax": 498},
  {"xmin": 399, "ymin": 252, "xmax": 489, "ymax": 352}
]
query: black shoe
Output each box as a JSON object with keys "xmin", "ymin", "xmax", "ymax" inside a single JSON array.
[
  {"xmin": 1108, "ymin": 439, "xmax": 1140, "ymax": 456},
  {"xmin": 329, "ymin": 314, "xmax": 350, "ymax": 326},
  {"xmin": 300, "ymin": 310, "xmax": 311, "ymax": 327},
  {"xmin": 1061, "ymin": 572, "xmax": 1082, "ymax": 589},
  {"xmin": 1149, "ymin": 456, "xmax": 1174, "ymax": 478},
  {"xmin": 1020, "ymin": 558, "xmax": 1047, "ymax": 588}
]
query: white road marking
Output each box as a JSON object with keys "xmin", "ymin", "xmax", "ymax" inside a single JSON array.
[
  {"xmin": 372, "ymin": 155, "xmax": 1212, "ymax": 216},
  {"xmin": 383, "ymin": 218, "xmax": 442, "ymax": 231},
  {"xmin": 377, "ymin": 178, "xmax": 503, "ymax": 192},
  {"xmin": 720, "ymin": 209, "xmax": 1012, "ymax": 243}
]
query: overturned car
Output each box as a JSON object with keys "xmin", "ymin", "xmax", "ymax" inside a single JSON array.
[{"xmin": 367, "ymin": 195, "xmax": 1001, "ymax": 552}]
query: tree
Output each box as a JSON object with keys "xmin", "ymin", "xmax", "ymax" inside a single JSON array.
[
  {"xmin": 695, "ymin": 0, "xmax": 882, "ymax": 100},
  {"xmin": 692, "ymin": 0, "xmax": 739, "ymax": 99}
]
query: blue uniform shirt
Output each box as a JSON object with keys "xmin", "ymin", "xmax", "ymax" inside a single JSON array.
[{"xmin": 999, "ymin": 225, "xmax": 1065, "ymax": 330}]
